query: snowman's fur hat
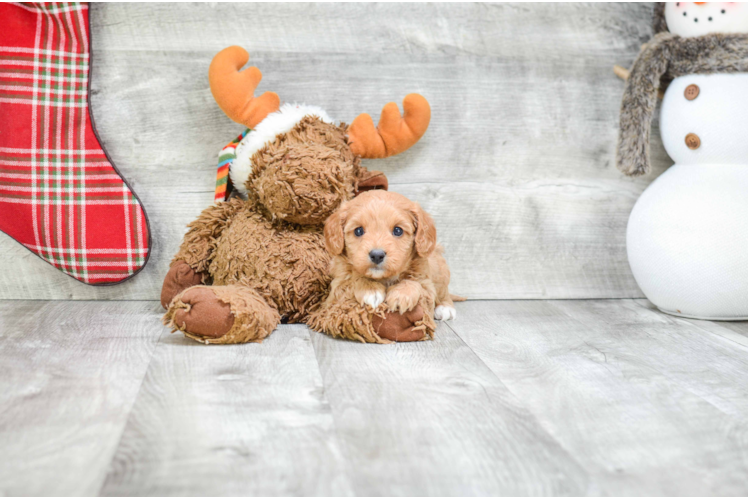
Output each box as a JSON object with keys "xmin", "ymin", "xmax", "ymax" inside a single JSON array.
[
  {"xmin": 617, "ymin": 8, "xmax": 748, "ymax": 176},
  {"xmin": 230, "ymin": 103, "xmax": 334, "ymax": 196}
]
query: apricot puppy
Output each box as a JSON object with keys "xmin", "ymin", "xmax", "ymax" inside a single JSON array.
[{"xmin": 323, "ymin": 190, "xmax": 457, "ymax": 324}]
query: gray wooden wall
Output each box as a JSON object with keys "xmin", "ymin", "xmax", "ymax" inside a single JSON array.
[{"xmin": 0, "ymin": 3, "xmax": 670, "ymax": 301}]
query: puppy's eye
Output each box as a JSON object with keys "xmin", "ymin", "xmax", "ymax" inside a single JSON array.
[
  {"xmin": 393, "ymin": 226, "xmax": 404, "ymax": 237},
  {"xmin": 354, "ymin": 227, "xmax": 364, "ymax": 237}
]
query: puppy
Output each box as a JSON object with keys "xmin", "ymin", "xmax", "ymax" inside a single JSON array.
[{"xmin": 323, "ymin": 190, "xmax": 457, "ymax": 322}]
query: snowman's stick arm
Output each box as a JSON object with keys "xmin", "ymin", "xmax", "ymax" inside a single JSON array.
[{"xmin": 613, "ymin": 65, "xmax": 629, "ymax": 80}]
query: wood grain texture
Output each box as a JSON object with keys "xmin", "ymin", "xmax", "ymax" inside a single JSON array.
[
  {"xmin": 0, "ymin": 3, "xmax": 670, "ymax": 300},
  {"xmin": 447, "ymin": 299, "xmax": 748, "ymax": 495},
  {"xmin": 555, "ymin": 299, "xmax": 748, "ymax": 422},
  {"xmin": 309, "ymin": 320, "xmax": 591, "ymax": 496},
  {"xmin": 3, "ymin": 299, "xmax": 748, "ymax": 495},
  {"xmin": 100, "ymin": 324, "xmax": 352, "ymax": 496},
  {"xmin": 682, "ymin": 312, "xmax": 748, "ymax": 349},
  {"xmin": 0, "ymin": 301, "xmax": 161, "ymax": 496}
]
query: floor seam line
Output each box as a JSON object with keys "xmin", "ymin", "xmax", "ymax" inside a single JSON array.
[
  {"xmin": 305, "ymin": 326, "xmax": 361, "ymax": 496},
  {"xmin": 440, "ymin": 318, "xmax": 597, "ymax": 493},
  {"xmin": 94, "ymin": 313, "xmax": 167, "ymax": 496}
]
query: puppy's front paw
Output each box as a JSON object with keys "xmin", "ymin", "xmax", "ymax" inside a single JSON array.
[
  {"xmin": 362, "ymin": 289, "xmax": 385, "ymax": 309},
  {"xmin": 385, "ymin": 287, "xmax": 420, "ymax": 314},
  {"xmin": 435, "ymin": 305, "xmax": 457, "ymax": 321}
]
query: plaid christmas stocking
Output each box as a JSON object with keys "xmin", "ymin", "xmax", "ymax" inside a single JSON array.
[{"xmin": 0, "ymin": 3, "xmax": 150, "ymax": 285}]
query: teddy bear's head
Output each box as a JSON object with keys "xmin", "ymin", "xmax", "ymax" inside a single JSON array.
[
  {"xmin": 228, "ymin": 104, "xmax": 380, "ymax": 225},
  {"xmin": 208, "ymin": 46, "xmax": 430, "ymax": 225},
  {"xmin": 247, "ymin": 114, "xmax": 364, "ymax": 225}
]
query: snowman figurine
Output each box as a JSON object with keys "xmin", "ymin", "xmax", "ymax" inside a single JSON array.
[{"xmin": 617, "ymin": 2, "xmax": 748, "ymax": 319}]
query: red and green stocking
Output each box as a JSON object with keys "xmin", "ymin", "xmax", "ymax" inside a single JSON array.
[{"xmin": 0, "ymin": 2, "xmax": 150, "ymax": 285}]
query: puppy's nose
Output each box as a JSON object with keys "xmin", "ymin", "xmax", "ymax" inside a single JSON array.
[{"xmin": 369, "ymin": 249, "xmax": 386, "ymax": 265}]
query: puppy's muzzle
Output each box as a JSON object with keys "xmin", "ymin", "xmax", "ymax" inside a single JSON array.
[{"xmin": 369, "ymin": 249, "xmax": 386, "ymax": 265}]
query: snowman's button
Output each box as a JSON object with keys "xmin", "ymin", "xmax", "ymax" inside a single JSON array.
[
  {"xmin": 685, "ymin": 133, "xmax": 701, "ymax": 150},
  {"xmin": 684, "ymin": 84, "xmax": 700, "ymax": 100}
]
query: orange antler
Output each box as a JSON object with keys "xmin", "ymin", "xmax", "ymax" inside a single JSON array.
[
  {"xmin": 348, "ymin": 94, "xmax": 431, "ymax": 159},
  {"xmin": 208, "ymin": 46, "xmax": 280, "ymax": 129}
]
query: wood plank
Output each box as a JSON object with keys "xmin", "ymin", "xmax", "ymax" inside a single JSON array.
[
  {"xmin": 4, "ymin": 298, "xmax": 748, "ymax": 495},
  {"xmin": 447, "ymin": 299, "xmax": 748, "ymax": 495},
  {"xmin": 100, "ymin": 324, "xmax": 353, "ymax": 496},
  {"xmin": 554, "ymin": 299, "xmax": 748, "ymax": 421},
  {"xmin": 0, "ymin": 3, "xmax": 666, "ymax": 300},
  {"xmin": 677, "ymin": 311, "xmax": 748, "ymax": 349},
  {"xmin": 0, "ymin": 301, "xmax": 161, "ymax": 496},
  {"xmin": 309, "ymin": 321, "xmax": 591, "ymax": 496},
  {"xmin": 89, "ymin": 3, "xmax": 656, "ymax": 55}
]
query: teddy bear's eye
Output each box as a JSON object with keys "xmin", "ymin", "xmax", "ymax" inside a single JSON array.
[
  {"xmin": 393, "ymin": 226, "xmax": 404, "ymax": 237},
  {"xmin": 354, "ymin": 227, "xmax": 364, "ymax": 237}
]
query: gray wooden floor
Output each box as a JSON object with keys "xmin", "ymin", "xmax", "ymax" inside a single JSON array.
[{"xmin": 2, "ymin": 299, "xmax": 748, "ymax": 496}]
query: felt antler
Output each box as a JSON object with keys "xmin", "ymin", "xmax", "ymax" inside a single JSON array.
[
  {"xmin": 208, "ymin": 46, "xmax": 280, "ymax": 129},
  {"xmin": 348, "ymin": 94, "xmax": 431, "ymax": 159}
]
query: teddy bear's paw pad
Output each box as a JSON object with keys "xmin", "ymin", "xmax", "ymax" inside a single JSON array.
[
  {"xmin": 373, "ymin": 305, "xmax": 427, "ymax": 342},
  {"xmin": 362, "ymin": 289, "xmax": 385, "ymax": 309},
  {"xmin": 161, "ymin": 261, "xmax": 205, "ymax": 309},
  {"xmin": 172, "ymin": 287, "xmax": 235, "ymax": 339},
  {"xmin": 435, "ymin": 305, "xmax": 457, "ymax": 321}
]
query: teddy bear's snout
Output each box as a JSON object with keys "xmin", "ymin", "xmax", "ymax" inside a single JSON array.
[{"xmin": 252, "ymin": 146, "xmax": 358, "ymax": 225}]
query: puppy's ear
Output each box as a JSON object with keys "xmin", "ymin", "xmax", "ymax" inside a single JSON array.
[
  {"xmin": 324, "ymin": 207, "xmax": 347, "ymax": 255},
  {"xmin": 411, "ymin": 203, "xmax": 437, "ymax": 257}
]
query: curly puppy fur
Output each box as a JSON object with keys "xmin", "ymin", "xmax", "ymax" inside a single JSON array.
[
  {"xmin": 165, "ymin": 116, "xmax": 394, "ymax": 343},
  {"xmin": 309, "ymin": 191, "xmax": 455, "ymax": 342},
  {"xmin": 617, "ymin": 26, "xmax": 748, "ymax": 176}
]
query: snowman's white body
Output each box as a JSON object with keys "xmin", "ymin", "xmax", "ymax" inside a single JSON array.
[{"xmin": 627, "ymin": 73, "xmax": 748, "ymax": 319}]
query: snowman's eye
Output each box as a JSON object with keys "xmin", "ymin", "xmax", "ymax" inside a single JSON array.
[
  {"xmin": 683, "ymin": 11, "xmax": 687, "ymax": 16},
  {"xmin": 708, "ymin": 17, "xmax": 712, "ymax": 21},
  {"xmin": 722, "ymin": 9, "xmax": 726, "ymax": 14}
]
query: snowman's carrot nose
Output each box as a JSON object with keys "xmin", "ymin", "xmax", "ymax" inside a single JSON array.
[{"xmin": 694, "ymin": 2, "xmax": 707, "ymax": 5}]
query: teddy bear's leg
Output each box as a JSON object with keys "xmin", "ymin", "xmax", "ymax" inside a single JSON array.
[
  {"xmin": 308, "ymin": 297, "xmax": 435, "ymax": 343},
  {"xmin": 163, "ymin": 285, "xmax": 281, "ymax": 345}
]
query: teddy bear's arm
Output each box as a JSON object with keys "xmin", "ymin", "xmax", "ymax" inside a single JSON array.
[
  {"xmin": 161, "ymin": 198, "xmax": 245, "ymax": 309},
  {"xmin": 171, "ymin": 197, "xmax": 245, "ymax": 272}
]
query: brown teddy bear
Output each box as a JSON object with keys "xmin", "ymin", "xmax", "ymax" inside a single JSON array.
[{"xmin": 161, "ymin": 46, "xmax": 433, "ymax": 344}]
